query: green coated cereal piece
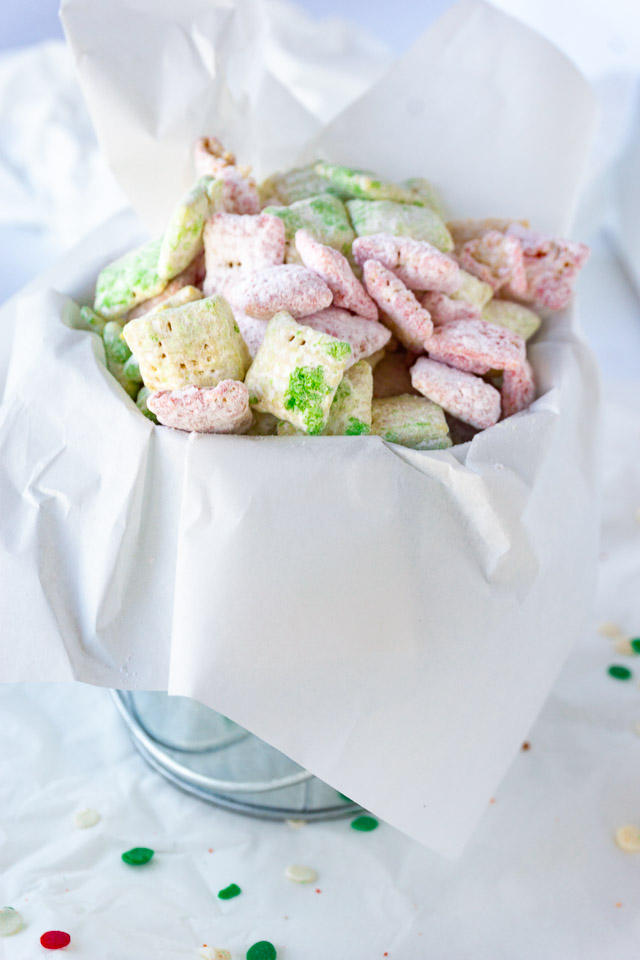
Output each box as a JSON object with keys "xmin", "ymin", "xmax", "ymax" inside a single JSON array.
[
  {"xmin": 136, "ymin": 386, "xmax": 158, "ymax": 422},
  {"xmin": 371, "ymin": 394, "xmax": 450, "ymax": 449},
  {"xmin": 263, "ymin": 194, "xmax": 356, "ymax": 263},
  {"xmin": 258, "ymin": 163, "xmax": 335, "ymax": 206},
  {"xmin": 158, "ymin": 176, "xmax": 218, "ymax": 282},
  {"xmin": 77, "ymin": 305, "xmax": 106, "ymax": 335},
  {"xmin": 315, "ymin": 162, "xmax": 419, "ymax": 204},
  {"xmin": 346, "ymin": 199, "xmax": 453, "ymax": 253},
  {"xmin": 94, "ymin": 237, "xmax": 167, "ymax": 320},
  {"xmin": 450, "ymin": 269, "xmax": 494, "ymax": 308},
  {"xmin": 482, "ymin": 300, "xmax": 541, "ymax": 341},
  {"xmin": 402, "ymin": 177, "xmax": 447, "ymax": 218},
  {"xmin": 103, "ymin": 320, "xmax": 131, "ymax": 364},
  {"xmin": 122, "ymin": 353, "xmax": 142, "ymax": 383},
  {"xmin": 245, "ymin": 311, "xmax": 352, "ymax": 434},
  {"xmin": 122, "ymin": 295, "xmax": 250, "ymax": 392},
  {"xmin": 107, "ymin": 359, "xmax": 139, "ymax": 399},
  {"xmin": 324, "ymin": 360, "xmax": 373, "ymax": 436}
]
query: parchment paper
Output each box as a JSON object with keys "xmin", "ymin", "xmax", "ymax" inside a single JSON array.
[{"xmin": 0, "ymin": 0, "xmax": 599, "ymax": 855}]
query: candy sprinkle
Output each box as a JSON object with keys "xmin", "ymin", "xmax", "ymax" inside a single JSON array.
[
  {"xmin": 608, "ymin": 665, "xmax": 633, "ymax": 681},
  {"xmin": 614, "ymin": 637, "xmax": 633, "ymax": 656},
  {"xmin": 599, "ymin": 622, "xmax": 625, "ymax": 639},
  {"xmin": 122, "ymin": 847, "xmax": 154, "ymax": 866},
  {"xmin": 0, "ymin": 907, "xmax": 23, "ymax": 937},
  {"xmin": 40, "ymin": 930, "xmax": 71, "ymax": 950},
  {"xmin": 199, "ymin": 948, "xmax": 231, "ymax": 960},
  {"xmin": 218, "ymin": 883, "xmax": 241, "ymax": 900},
  {"xmin": 631, "ymin": 638, "xmax": 640, "ymax": 654},
  {"xmin": 246, "ymin": 942, "xmax": 277, "ymax": 960},
  {"xmin": 285, "ymin": 864, "xmax": 317, "ymax": 884},
  {"xmin": 73, "ymin": 807, "xmax": 101, "ymax": 829},
  {"xmin": 615, "ymin": 825, "xmax": 640, "ymax": 853},
  {"xmin": 351, "ymin": 815, "xmax": 379, "ymax": 832}
]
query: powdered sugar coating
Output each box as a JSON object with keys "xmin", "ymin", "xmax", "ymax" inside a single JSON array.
[
  {"xmin": 233, "ymin": 309, "xmax": 269, "ymax": 358},
  {"xmin": 459, "ymin": 231, "xmax": 527, "ymax": 295},
  {"xmin": 203, "ymin": 212, "xmax": 285, "ymax": 295},
  {"xmin": 505, "ymin": 224, "xmax": 589, "ymax": 310},
  {"xmin": 448, "ymin": 217, "xmax": 527, "ymax": 250},
  {"xmin": 426, "ymin": 345, "xmax": 490, "ymax": 375},
  {"xmin": 148, "ymin": 381, "xmax": 252, "ymax": 433},
  {"xmin": 225, "ymin": 264, "xmax": 333, "ymax": 320},
  {"xmin": 426, "ymin": 317, "xmax": 525, "ymax": 371},
  {"xmin": 352, "ymin": 233, "xmax": 460, "ymax": 293},
  {"xmin": 501, "ymin": 360, "xmax": 535, "ymax": 418},
  {"xmin": 303, "ymin": 307, "xmax": 391, "ymax": 368},
  {"xmin": 295, "ymin": 229, "xmax": 378, "ymax": 320},
  {"xmin": 421, "ymin": 291, "xmax": 481, "ymax": 326},
  {"xmin": 411, "ymin": 356, "xmax": 501, "ymax": 429},
  {"xmin": 126, "ymin": 253, "xmax": 205, "ymax": 319},
  {"xmin": 363, "ymin": 260, "xmax": 433, "ymax": 352}
]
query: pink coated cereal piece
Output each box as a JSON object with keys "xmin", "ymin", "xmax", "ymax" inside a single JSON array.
[
  {"xmin": 126, "ymin": 253, "xmax": 205, "ymax": 319},
  {"xmin": 193, "ymin": 137, "xmax": 259, "ymax": 214},
  {"xmin": 420, "ymin": 291, "xmax": 481, "ymax": 326},
  {"xmin": 233, "ymin": 309, "xmax": 269, "ymax": 358},
  {"xmin": 147, "ymin": 380, "xmax": 252, "ymax": 433},
  {"xmin": 459, "ymin": 231, "xmax": 527, "ymax": 296},
  {"xmin": 352, "ymin": 233, "xmax": 460, "ymax": 294},
  {"xmin": 363, "ymin": 259, "xmax": 433, "ymax": 352},
  {"xmin": 224, "ymin": 264, "xmax": 333, "ymax": 320},
  {"xmin": 203, "ymin": 212, "xmax": 285, "ymax": 295},
  {"xmin": 447, "ymin": 217, "xmax": 528, "ymax": 250},
  {"xmin": 501, "ymin": 359, "xmax": 535, "ymax": 418},
  {"xmin": 302, "ymin": 307, "xmax": 391, "ymax": 368},
  {"xmin": 426, "ymin": 345, "xmax": 490, "ymax": 375},
  {"xmin": 505, "ymin": 224, "xmax": 589, "ymax": 310},
  {"xmin": 427, "ymin": 317, "xmax": 525, "ymax": 371},
  {"xmin": 295, "ymin": 229, "xmax": 378, "ymax": 321},
  {"xmin": 411, "ymin": 356, "xmax": 501, "ymax": 430}
]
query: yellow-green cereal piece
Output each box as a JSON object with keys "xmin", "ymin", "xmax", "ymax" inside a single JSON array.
[
  {"xmin": 449, "ymin": 269, "xmax": 494, "ymax": 308},
  {"xmin": 247, "ymin": 411, "xmax": 280, "ymax": 435},
  {"xmin": 402, "ymin": 177, "xmax": 447, "ymax": 218},
  {"xmin": 149, "ymin": 284, "xmax": 204, "ymax": 314},
  {"xmin": 77, "ymin": 305, "xmax": 106, "ymax": 335},
  {"xmin": 106, "ymin": 359, "xmax": 139, "ymax": 399},
  {"xmin": 136, "ymin": 385, "xmax": 158, "ymax": 422},
  {"xmin": 122, "ymin": 354, "xmax": 142, "ymax": 383},
  {"xmin": 158, "ymin": 177, "xmax": 218, "ymax": 282},
  {"xmin": 122, "ymin": 295, "xmax": 249, "ymax": 392},
  {"xmin": 346, "ymin": 199, "xmax": 453, "ymax": 253},
  {"xmin": 94, "ymin": 237, "xmax": 167, "ymax": 320},
  {"xmin": 315, "ymin": 162, "xmax": 419, "ymax": 204},
  {"xmin": 482, "ymin": 300, "xmax": 541, "ymax": 340},
  {"xmin": 263, "ymin": 194, "xmax": 355, "ymax": 263},
  {"xmin": 258, "ymin": 163, "xmax": 334, "ymax": 206},
  {"xmin": 324, "ymin": 360, "xmax": 373, "ymax": 436},
  {"xmin": 244, "ymin": 311, "xmax": 352, "ymax": 434},
  {"xmin": 103, "ymin": 320, "xmax": 131, "ymax": 365},
  {"xmin": 371, "ymin": 395, "xmax": 450, "ymax": 449}
]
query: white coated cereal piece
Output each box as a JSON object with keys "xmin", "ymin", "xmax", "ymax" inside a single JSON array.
[
  {"xmin": 94, "ymin": 238, "xmax": 167, "ymax": 320},
  {"xmin": 421, "ymin": 291, "xmax": 481, "ymax": 326},
  {"xmin": 126, "ymin": 253, "xmax": 205, "ymax": 319},
  {"xmin": 402, "ymin": 177, "xmax": 447, "ymax": 218},
  {"xmin": 447, "ymin": 217, "xmax": 528, "ymax": 249},
  {"xmin": 233, "ymin": 309, "xmax": 269, "ymax": 358},
  {"xmin": 347, "ymin": 199, "xmax": 454, "ymax": 253},
  {"xmin": 244, "ymin": 311, "xmax": 352, "ymax": 434},
  {"xmin": 459, "ymin": 231, "xmax": 527, "ymax": 295},
  {"xmin": 426, "ymin": 345, "xmax": 490, "ymax": 375},
  {"xmin": 411, "ymin": 356, "xmax": 501, "ymax": 430},
  {"xmin": 615, "ymin": 825, "xmax": 640, "ymax": 853},
  {"xmin": 122, "ymin": 296, "xmax": 249, "ymax": 391},
  {"xmin": 371, "ymin": 395, "xmax": 451, "ymax": 450},
  {"xmin": 198, "ymin": 947, "xmax": 232, "ymax": 960},
  {"xmin": 450, "ymin": 269, "xmax": 494, "ymax": 308},
  {"xmin": 73, "ymin": 808, "xmax": 101, "ymax": 829},
  {"xmin": 148, "ymin": 381, "xmax": 252, "ymax": 434},
  {"xmin": 285, "ymin": 864, "xmax": 318, "ymax": 884},
  {"xmin": 203, "ymin": 212, "xmax": 286, "ymax": 295},
  {"xmin": 482, "ymin": 299, "xmax": 541, "ymax": 340},
  {"xmin": 372, "ymin": 351, "xmax": 419, "ymax": 398},
  {"xmin": 324, "ymin": 360, "xmax": 373, "ymax": 436},
  {"xmin": 259, "ymin": 163, "xmax": 331, "ymax": 207},
  {"xmin": 352, "ymin": 233, "xmax": 460, "ymax": 293},
  {"xmin": 501, "ymin": 360, "xmax": 535, "ymax": 418},
  {"xmin": 225, "ymin": 264, "xmax": 333, "ymax": 320},
  {"xmin": 363, "ymin": 260, "xmax": 433, "ymax": 352},
  {"xmin": 295, "ymin": 229, "xmax": 378, "ymax": 320},
  {"xmin": 426, "ymin": 318, "xmax": 526, "ymax": 371},
  {"xmin": 158, "ymin": 177, "xmax": 219, "ymax": 281},
  {"xmin": 302, "ymin": 307, "xmax": 391, "ymax": 369},
  {"xmin": 0, "ymin": 908, "xmax": 23, "ymax": 937}
]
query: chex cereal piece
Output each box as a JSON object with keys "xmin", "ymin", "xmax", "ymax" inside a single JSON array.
[
  {"xmin": 482, "ymin": 299, "xmax": 541, "ymax": 340},
  {"xmin": 450, "ymin": 269, "xmax": 494, "ymax": 308},
  {"xmin": 501, "ymin": 360, "xmax": 535, "ymax": 418},
  {"xmin": 233, "ymin": 309, "xmax": 269, "ymax": 358},
  {"xmin": 295, "ymin": 229, "xmax": 378, "ymax": 320},
  {"xmin": 218, "ymin": 165, "xmax": 260, "ymax": 215},
  {"xmin": 372, "ymin": 351, "xmax": 419, "ymax": 398},
  {"xmin": 302, "ymin": 307, "xmax": 391, "ymax": 367},
  {"xmin": 324, "ymin": 360, "xmax": 373, "ymax": 436},
  {"xmin": 158, "ymin": 176, "xmax": 219, "ymax": 281},
  {"xmin": 426, "ymin": 345, "xmax": 490, "ymax": 375},
  {"xmin": 363, "ymin": 260, "xmax": 433, "ymax": 352},
  {"xmin": 263, "ymin": 193, "xmax": 355, "ymax": 263},
  {"xmin": 148, "ymin": 381, "xmax": 251, "ymax": 434},
  {"xmin": 225, "ymin": 264, "xmax": 332, "ymax": 320},
  {"xmin": 421, "ymin": 291, "xmax": 480, "ymax": 326},
  {"xmin": 371, "ymin": 395, "xmax": 451, "ymax": 450},
  {"xmin": 203, "ymin": 212, "xmax": 286, "ymax": 295},
  {"xmin": 122, "ymin": 295, "xmax": 249, "ymax": 391},
  {"xmin": 149, "ymin": 285, "xmax": 204, "ymax": 314},
  {"xmin": 505, "ymin": 224, "xmax": 589, "ymax": 310},
  {"xmin": 402, "ymin": 177, "xmax": 446, "ymax": 217},
  {"xmin": 314, "ymin": 162, "xmax": 419, "ymax": 204},
  {"xmin": 94, "ymin": 237, "xmax": 167, "ymax": 320},
  {"xmin": 427, "ymin": 317, "xmax": 525, "ymax": 371},
  {"xmin": 259, "ymin": 163, "xmax": 334, "ymax": 207},
  {"xmin": 352, "ymin": 233, "xmax": 460, "ymax": 293},
  {"xmin": 194, "ymin": 136, "xmax": 236, "ymax": 177},
  {"xmin": 459, "ymin": 230, "xmax": 527, "ymax": 295},
  {"xmin": 411, "ymin": 356, "xmax": 501, "ymax": 429},
  {"xmin": 447, "ymin": 217, "xmax": 528, "ymax": 249},
  {"xmin": 244, "ymin": 311, "xmax": 352, "ymax": 434},
  {"xmin": 76, "ymin": 305, "xmax": 106, "ymax": 335},
  {"xmin": 126, "ymin": 254, "xmax": 205, "ymax": 319},
  {"xmin": 347, "ymin": 199, "xmax": 453, "ymax": 253}
]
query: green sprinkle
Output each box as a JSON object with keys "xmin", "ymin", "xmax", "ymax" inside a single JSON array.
[
  {"xmin": 351, "ymin": 815, "xmax": 379, "ymax": 832},
  {"xmin": 345, "ymin": 417, "xmax": 370, "ymax": 436},
  {"xmin": 121, "ymin": 847, "xmax": 154, "ymax": 865},
  {"xmin": 608, "ymin": 665, "xmax": 632, "ymax": 681},
  {"xmin": 284, "ymin": 365, "xmax": 330, "ymax": 435},
  {"xmin": 630, "ymin": 638, "xmax": 640, "ymax": 654},
  {"xmin": 249, "ymin": 395, "xmax": 259, "ymax": 406},
  {"xmin": 338, "ymin": 792, "xmax": 353, "ymax": 802},
  {"xmin": 246, "ymin": 942, "xmax": 277, "ymax": 960},
  {"xmin": 218, "ymin": 883, "xmax": 241, "ymax": 900},
  {"xmin": 323, "ymin": 339, "xmax": 351, "ymax": 361}
]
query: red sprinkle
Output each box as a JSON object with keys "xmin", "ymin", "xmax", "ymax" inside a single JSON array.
[
  {"xmin": 315, "ymin": 888, "xmax": 322, "ymax": 894},
  {"xmin": 40, "ymin": 930, "xmax": 71, "ymax": 950}
]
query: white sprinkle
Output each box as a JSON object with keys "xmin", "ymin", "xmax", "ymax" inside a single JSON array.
[
  {"xmin": 73, "ymin": 808, "xmax": 101, "ymax": 829},
  {"xmin": 198, "ymin": 948, "xmax": 231, "ymax": 960},
  {"xmin": 285, "ymin": 863, "xmax": 317, "ymax": 884},
  {"xmin": 0, "ymin": 907, "xmax": 23, "ymax": 937},
  {"xmin": 286, "ymin": 819, "xmax": 307, "ymax": 829},
  {"xmin": 614, "ymin": 636, "xmax": 633, "ymax": 656},
  {"xmin": 599, "ymin": 621, "xmax": 625, "ymax": 639},
  {"xmin": 615, "ymin": 825, "xmax": 640, "ymax": 853}
]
